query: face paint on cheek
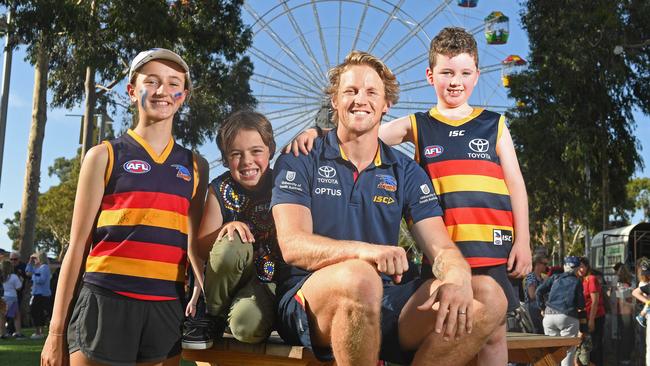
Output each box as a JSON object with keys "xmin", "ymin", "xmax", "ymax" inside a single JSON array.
[
  {"xmin": 140, "ymin": 89, "xmax": 148, "ymax": 110},
  {"xmin": 173, "ymin": 92, "xmax": 183, "ymax": 101}
]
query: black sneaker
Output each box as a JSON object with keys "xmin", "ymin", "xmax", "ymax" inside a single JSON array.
[
  {"xmin": 182, "ymin": 318, "xmax": 214, "ymax": 350},
  {"xmin": 208, "ymin": 315, "xmax": 227, "ymax": 341}
]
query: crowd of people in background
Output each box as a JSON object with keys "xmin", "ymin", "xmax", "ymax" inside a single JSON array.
[
  {"xmin": 519, "ymin": 252, "xmax": 650, "ymax": 366},
  {"xmin": 0, "ymin": 250, "xmax": 54, "ymax": 340}
]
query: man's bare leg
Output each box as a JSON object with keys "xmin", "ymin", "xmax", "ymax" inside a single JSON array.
[
  {"xmin": 473, "ymin": 275, "xmax": 508, "ymax": 366},
  {"xmin": 398, "ymin": 277, "xmax": 506, "ymax": 366},
  {"xmin": 300, "ymin": 259, "xmax": 383, "ymax": 366}
]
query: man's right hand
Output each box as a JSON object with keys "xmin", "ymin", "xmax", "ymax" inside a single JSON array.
[
  {"xmin": 358, "ymin": 245, "xmax": 409, "ymax": 283},
  {"xmin": 282, "ymin": 128, "xmax": 319, "ymax": 156}
]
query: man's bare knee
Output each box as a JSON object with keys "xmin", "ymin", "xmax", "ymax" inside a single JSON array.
[
  {"xmin": 472, "ymin": 276, "xmax": 507, "ymax": 335},
  {"xmin": 328, "ymin": 260, "xmax": 383, "ymax": 306}
]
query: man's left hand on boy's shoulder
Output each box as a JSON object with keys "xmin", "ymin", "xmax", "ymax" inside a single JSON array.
[{"xmin": 507, "ymin": 239, "xmax": 532, "ymax": 278}]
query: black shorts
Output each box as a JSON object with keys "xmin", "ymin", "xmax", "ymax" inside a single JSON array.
[
  {"xmin": 276, "ymin": 274, "xmax": 422, "ymax": 365},
  {"xmin": 67, "ymin": 283, "xmax": 183, "ymax": 365},
  {"xmin": 471, "ymin": 264, "xmax": 519, "ymax": 312}
]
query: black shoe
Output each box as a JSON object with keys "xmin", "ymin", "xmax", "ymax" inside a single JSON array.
[
  {"xmin": 208, "ymin": 315, "xmax": 227, "ymax": 341},
  {"xmin": 182, "ymin": 318, "xmax": 214, "ymax": 350}
]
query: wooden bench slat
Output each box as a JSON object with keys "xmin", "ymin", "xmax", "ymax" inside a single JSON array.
[{"xmin": 183, "ymin": 332, "xmax": 580, "ymax": 366}]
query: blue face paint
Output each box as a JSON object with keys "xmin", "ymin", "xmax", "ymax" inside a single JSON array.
[
  {"xmin": 140, "ymin": 89, "xmax": 147, "ymax": 110},
  {"xmin": 173, "ymin": 92, "xmax": 183, "ymax": 100}
]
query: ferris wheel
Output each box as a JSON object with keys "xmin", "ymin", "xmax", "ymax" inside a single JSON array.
[{"xmin": 209, "ymin": 0, "xmax": 525, "ymax": 170}]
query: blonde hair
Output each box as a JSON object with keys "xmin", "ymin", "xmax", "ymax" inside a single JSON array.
[{"xmin": 326, "ymin": 51, "xmax": 399, "ymax": 124}]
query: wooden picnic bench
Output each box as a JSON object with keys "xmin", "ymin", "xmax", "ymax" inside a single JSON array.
[
  {"xmin": 182, "ymin": 332, "xmax": 581, "ymax": 366},
  {"xmin": 504, "ymin": 332, "xmax": 581, "ymax": 366}
]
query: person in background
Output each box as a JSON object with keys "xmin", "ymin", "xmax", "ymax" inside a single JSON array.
[
  {"xmin": 613, "ymin": 263, "xmax": 633, "ymax": 365},
  {"xmin": 632, "ymin": 259, "xmax": 650, "ymax": 365},
  {"xmin": 524, "ymin": 254, "xmax": 548, "ymax": 334},
  {"xmin": 6, "ymin": 251, "xmax": 26, "ymax": 339},
  {"xmin": 1, "ymin": 259, "xmax": 22, "ymax": 339},
  {"xmin": 25, "ymin": 251, "xmax": 51, "ymax": 339},
  {"xmin": 633, "ymin": 260, "xmax": 650, "ymax": 327},
  {"xmin": 536, "ymin": 256, "xmax": 587, "ymax": 366},
  {"xmin": 577, "ymin": 257, "xmax": 605, "ymax": 366}
]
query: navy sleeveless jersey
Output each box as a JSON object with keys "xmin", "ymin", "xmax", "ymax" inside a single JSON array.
[
  {"xmin": 84, "ymin": 129, "xmax": 197, "ymax": 300},
  {"xmin": 410, "ymin": 107, "xmax": 513, "ymax": 267}
]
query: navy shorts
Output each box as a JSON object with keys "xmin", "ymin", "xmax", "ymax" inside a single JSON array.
[
  {"xmin": 276, "ymin": 274, "xmax": 422, "ymax": 364},
  {"xmin": 472, "ymin": 264, "xmax": 519, "ymax": 312},
  {"xmin": 67, "ymin": 283, "xmax": 183, "ymax": 365}
]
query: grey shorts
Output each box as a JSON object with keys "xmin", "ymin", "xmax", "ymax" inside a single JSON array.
[{"xmin": 68, "ymin": 283, "xmax": 183, "ymax": 365}]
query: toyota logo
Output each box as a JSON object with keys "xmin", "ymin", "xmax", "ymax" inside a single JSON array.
[
  {"xmin": 469, "ymin": 139, "xmax": 489, "ymax": 153},
  {"xmin": 318, "ymin": 165, "xmax": 337, "ymax": 178}
]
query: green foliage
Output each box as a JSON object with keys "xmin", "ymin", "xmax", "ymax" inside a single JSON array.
[
  {"xmin": 4, "ymin": 211, "xmax": 60, "ymax": 255},
  {"xmin": 44, "ymin": 0, "xmax": 255, "ymax": 147},
  {"xmin": 37, "ymin": 154, "xmax": 80, "ymax": 252},
  {"xmin": 627, "ymin": 177, "xmax": 650, "ymax": 221},
  {"xmin": 170, "ymin": 0, "xmax": 256, "ymax": 147},
  {"xmin": 2, "ymin": 154, "xmax": 80, "ymax": 256},
  {"xmin": 507, "ymin": 0, "xmax": 648, "ymax": 247}
]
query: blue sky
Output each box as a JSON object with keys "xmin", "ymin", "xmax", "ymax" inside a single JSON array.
[{"xmin": 0, "ymin": 0, "xmax": 648, "ymax": 252}]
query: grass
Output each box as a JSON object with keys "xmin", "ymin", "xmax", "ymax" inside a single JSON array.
[
  {"xmin": 0, "ymin": 328, "xmax": 195, "ymax": 365},
  {"xmin": 0, "ymin": 329, "xmax": 46, "ymax": 365}
]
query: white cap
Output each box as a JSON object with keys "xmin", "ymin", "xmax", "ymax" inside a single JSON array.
[{"xmin": 128, "ymin": 48, "xmax": 192, "ymax": 92}]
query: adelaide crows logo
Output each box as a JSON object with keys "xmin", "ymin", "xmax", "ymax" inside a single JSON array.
[{"xmin": 171, "ymin": 164, "xmax": 191, "ymax": 182}]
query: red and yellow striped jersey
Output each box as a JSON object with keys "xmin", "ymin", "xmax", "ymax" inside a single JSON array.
[
  {"xmin": 410, "ymin": 108, "xmax": 513, "ymax": 268},
  {"xmin": 84, "ymin": 129, "xmax": 198, "ymax": 300}
]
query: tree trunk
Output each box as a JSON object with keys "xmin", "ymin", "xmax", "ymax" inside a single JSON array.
[
  {"xmin": 601, "ymin": 149, "xmax": 609, "ymax": 230},
  {"xmin": 18, "ymin": 43, "xmax": 49, "ymax": 260},
  {"xmin": 558, "ymin": 210, "xmax": 565, "ymax": 261},
  {"xmin": 80, "ymin": 65, "xmax": 96, "ymax": 161},
  {"xmin": 80, "ymin": 0, "xmax": 96, "ymax": 161}
]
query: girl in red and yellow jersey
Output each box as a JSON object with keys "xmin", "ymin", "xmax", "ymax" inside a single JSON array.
[{"xmin": 41, "ymin": 49, "xmax": 208, "ymax": 366}]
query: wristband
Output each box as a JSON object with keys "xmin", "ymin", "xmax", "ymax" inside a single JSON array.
[{"xmin": 645, "ymin": 300, "xmax": 650, "ymax": 306}]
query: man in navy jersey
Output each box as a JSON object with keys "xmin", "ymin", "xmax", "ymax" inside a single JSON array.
[{"xmin": 271, "ymin": 51, "xmax": 505, "ymax": 366}]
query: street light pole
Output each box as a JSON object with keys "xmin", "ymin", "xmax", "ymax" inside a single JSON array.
[{"xmin": 0, "ymin": 7, "xmax": 13, "ymax": 196}]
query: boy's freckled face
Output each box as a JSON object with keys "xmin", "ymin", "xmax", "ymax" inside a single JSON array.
[
  {"xmin": 226, "ymin": 129, "xmax": 271, "ymax": 191},
  {"xmin": 427, "ymin": 53, "xmax": 479, "ymax": 109}
]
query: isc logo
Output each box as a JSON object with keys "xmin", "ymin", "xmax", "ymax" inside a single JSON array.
[
  {"xmin": 449, "ymin": 130, "xmax": 465, "ymax": 137},
  {"xmin": 373, "ymin": 195, "xmax": 395, "ymax": 205},
  {"xmin": 123, "ymin": 160, "xmax": 151, "ymax": 174}
]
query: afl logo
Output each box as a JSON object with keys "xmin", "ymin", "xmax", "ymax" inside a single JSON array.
[
  {"xmin": 123, "ymin": 160, "xmax": 151, "ymax": 174},
  {"xmin": 318, "ymin": 165, "xmax": 337, "ymax": 178},
  {"xmin": 424, "ymin": 145, "xmax": 444, "ymax": 158},
  {"xmin": 469, "ymin": 139, "xmax": 489, "ymax": 153}
]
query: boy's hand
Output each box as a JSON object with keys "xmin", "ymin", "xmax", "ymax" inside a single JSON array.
[
  {"xmin": 217, "ymin": 221, "xmax": 255, "ymax": 243},
  {"xmin": 507, "ymin": 239, "xmax": 532, "ymax": 278},
  {"xmin": 185, "ymin": 302, "xmax": 197, "ymax": 317},
  {"xmin": 282, "ymin": 128, "xmax": 319, "ymax": 156}
]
